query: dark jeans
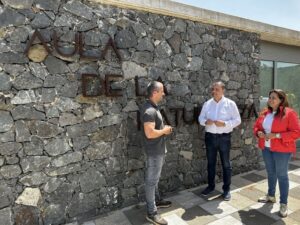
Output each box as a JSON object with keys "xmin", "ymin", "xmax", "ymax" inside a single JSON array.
[
  {"xmin": 205, "ymin": 132, "xmax": 232, "ymax": 193},
  {"xmin": 262, "ymin": 147, "xmax": 291, "ymax": 204},
  {"xmin": 145, "ymin": 154, "xmax": 164, "ymax": 215}
]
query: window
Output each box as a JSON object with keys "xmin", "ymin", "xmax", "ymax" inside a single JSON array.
[
  {"xmin": 275, "ymin": 62, "xmax": 300, "ymax": 114},
  {"xmin": 259, "ymin": 60, "xmax": 300, "ymax": 115},
  {"xmin": 259, "ymin": 61, "xmax": 273, "ymax": 110}
]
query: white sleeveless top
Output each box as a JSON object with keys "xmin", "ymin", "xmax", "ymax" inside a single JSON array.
[{"xmin": 262, "ymin": 111, "xmax": 276, "ymax": 147}]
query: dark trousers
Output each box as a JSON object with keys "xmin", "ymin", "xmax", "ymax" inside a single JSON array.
[{"xmin": 205, "ymin": 132, "xmax": 232, "ymax": 193}]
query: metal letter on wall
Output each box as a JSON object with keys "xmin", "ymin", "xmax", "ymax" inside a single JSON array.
[
  {"xmin": 157, "ymin": 77, "xmax": 168, "ymax": 95},
  {"xmin": 135, "ymin": 76, "xmax": 146, "ymax": 96},
  {"xmin": 160, "ymin": 109, "xmax": 172, "ymax": 126},
  {"xmin": 53, "ymin": 31, "xmax": 79, "ymax": 57},
  {"xmin": 240, "ymin": 103, "xmax": 258, "ymax": 120},
  {"xmin": 78, "ymin": 34, "xmax": 122, "ymax": 61},
  {"xmin": 78, "ymin": 33, "xmax": 100, "ymax": 60},
  {"xmin": 82, "ymin": 74, "xmax": 105, "ymax": 97},
  {"xmin": 105, "ymin": 74, "xmax": 123, "ymax": 97},
  {"xmin": 101, "ymin": 37, "xmax": 122, "ymax": 62},
  {"xmin": 24, "ymin": 30, "xmax": 51, "ymax": 56},
  {"xmin": 170, "ymin": 108, "xmax": 183, "ymax": 127}
]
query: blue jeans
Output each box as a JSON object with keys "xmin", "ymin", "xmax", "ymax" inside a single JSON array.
[
  {"xmin": 205, "ymin": 132, "xmax": 232, "ymax": 193},
  {"xmin": 145, "ymin": 154, "xmax": 164, "ymax": 215},
  {"xmin": 262, "ymin": 147, "xmax": 291, "ymax": 204}
]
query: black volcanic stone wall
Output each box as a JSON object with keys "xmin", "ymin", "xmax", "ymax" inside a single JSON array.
[{"xmin": 0, "ymin": 0, "xmax": 261, "ymax": 224}]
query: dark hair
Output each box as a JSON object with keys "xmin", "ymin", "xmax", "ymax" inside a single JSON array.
[
  {"xmin": 212, "ymin": 81, "xmax": 225, "ymax": 90},
  {"xmin": 146, "ymin": 81, "xmax": 161, "ymax": 98},
  {"xmin": 268, "ymin": 89, "xmax": 289, "ymax": 117}
]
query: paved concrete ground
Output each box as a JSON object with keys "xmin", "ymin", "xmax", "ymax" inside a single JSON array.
[{"xmin": 65, "ymin": 155, "xmax": 300, "ymax": 225}]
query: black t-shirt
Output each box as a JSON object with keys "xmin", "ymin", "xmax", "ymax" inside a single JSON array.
[{"xmin": 140, "ymin": 100, "xmax": 166, "ymax": 156}]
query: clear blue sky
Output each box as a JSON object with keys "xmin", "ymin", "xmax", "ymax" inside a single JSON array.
[{"xmin": 172, "ymin": 0, "xmax": 300, "ymax": 31}]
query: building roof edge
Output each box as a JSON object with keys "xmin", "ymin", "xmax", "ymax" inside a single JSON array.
[{"xmin": 89, "ymin": 0, "xmax": 300, "ymax": 47}]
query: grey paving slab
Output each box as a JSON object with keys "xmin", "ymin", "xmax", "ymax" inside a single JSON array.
[
  {"xmin": 287, "ymin": 196, "xmax": 300, "ymax": 212},
  {"xmin": 176, "ymin": 205, "xmax": 217, "ymax": 225},
  {"xmin": 241, "ymin": 172, "xmax": 266, "ymax": 183},
  {"xmin": 289, "ymin": 163, "xmax": 300, "ymax": 171},
  {"xmin": 227, "ymin": 192, "xmax": 256, "ymax": 210},
  {"xmin": 206, "ymin": 215, "xmax": 243, "ymax": 225},
  {"xmin": 123, "ymin": 206, "xmax": 152, "ymax": 225},
  {"xmin": 155, "ymin": 201, "xmax": 184, "ymax": 215},
  {"xmin": 253, "ymin": 169, "xmax": 267, "ymax": 178},
  {"xmin": 167, "ymin": 191, "xmax": 206, "ymax": 209},
  {"xmin": 163, "ymin": 214, "xmax": 188, "ymax": 225},
  {"xmin": 271, "ymin": 216, "xmax": 300, "ymax": 225},
  {"xmin": 123, "ymin": 201, "xmax": 182, "ymax": 225},
  {"xmin": 231, "ymin": 176, "xmax": 253, "ymax": 189},
  {"xmin": 231, "ymin": 207, "xmax": 277, "ymax": 225},
  {"xmin": 199, "ymin": 199, "xmax": 238, "ymax": 219},
  {"xmin": 288, "ymin": 209, "xmax": 300, "ymax": 222},
  {"xmin": 95, "ymin": 211, "xmax": 131, "ymax": 225},
  {"xmin": 289, "ymin": 173, "xmax": 300, "ymax": 184},
  {"xmin": 237, "ymin": 186, "xmax": 265, "ymax": 202},
  {"xmin": 191, "ymin": 187, "xmax": 206, "ymax": 196},
  {"xmin": 290, "ymin": 159, "xmax": 300, "ymax": 166},
  {"xmin": 289, "ymin": 186, "xmax": 300, "ymax": 200},
  {"xmin": 291, "ymin": 169, "xmax": 300, "ymax": 176}
]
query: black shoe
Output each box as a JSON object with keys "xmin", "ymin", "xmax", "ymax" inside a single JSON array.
[
  {"xmin": 201, "ymin": 186, "xmax": 215, "ymax": 196},
  {"xmin": 156, "ymin": 200, "xmax": 172, "ymax": 208},
  {"xmin": 222, "ymin": 192, "xmax": 231, "ymax": 201},
  {"xmin": 146, "ymin": 212, "xmax": 168, "ymax": 225}
]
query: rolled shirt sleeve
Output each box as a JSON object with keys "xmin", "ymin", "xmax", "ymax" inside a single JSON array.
[
  {"xmin": 224, "ymin": 101, "xmax": 241, "ymax": 129},
  {"xmin": 198, "ymin": 102, "xmax": 208, "ymax": 126}
]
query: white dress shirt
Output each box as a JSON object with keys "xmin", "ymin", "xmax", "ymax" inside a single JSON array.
[{"xmin": 198, "ymin": 96, "xmax": 241, "ymax": 134}]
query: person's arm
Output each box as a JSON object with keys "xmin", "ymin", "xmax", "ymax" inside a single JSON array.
[
  {"xmin": 253, "ymin": 116, "xmax": 266, "ymax": 138},
  {"xmin": 198, "ymin": 102, "xmax": 208, "ymax": 126},
  {"xmin": 222, "ymin": 101, "xmax": 241, "ymax": 129},
  {"xmin": 279, "ymin": 110, "xmax": 300, "ymax": 142},
  {"xmin": 253, "ymin": 118, "xmax": 260, "ymax": 137},
  {"xmin": 144, "ymin": 122, "xmax": 172, "ymax": 139}
]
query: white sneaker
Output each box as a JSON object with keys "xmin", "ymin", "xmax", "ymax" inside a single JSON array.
[
  {"xmin": 279, "ymin": 203, "xmax": 288, "ymax": 218},
  {"xmin": 258, "ymin": 195, "xmax": 276, "ymax": 203}
]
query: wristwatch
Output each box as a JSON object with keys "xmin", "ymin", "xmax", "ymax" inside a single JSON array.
[{"xmin": 275, "ymin": 133, "xmax": 281, "ymax": 138}]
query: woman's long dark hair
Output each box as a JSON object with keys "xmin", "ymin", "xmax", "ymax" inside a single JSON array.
[{"xmin": 268, "ymin": 89, "xmax": 289, "ymax": 117}]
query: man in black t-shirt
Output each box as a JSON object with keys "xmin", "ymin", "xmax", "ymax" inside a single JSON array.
[{"xmin": 140, "ymin": 81, "xmax": 173, "ymax": 225}]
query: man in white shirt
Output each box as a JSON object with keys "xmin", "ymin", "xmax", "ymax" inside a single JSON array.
[{"xmin": 198, "ymin": 81, "xmax": 241, "ymax": 201}]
